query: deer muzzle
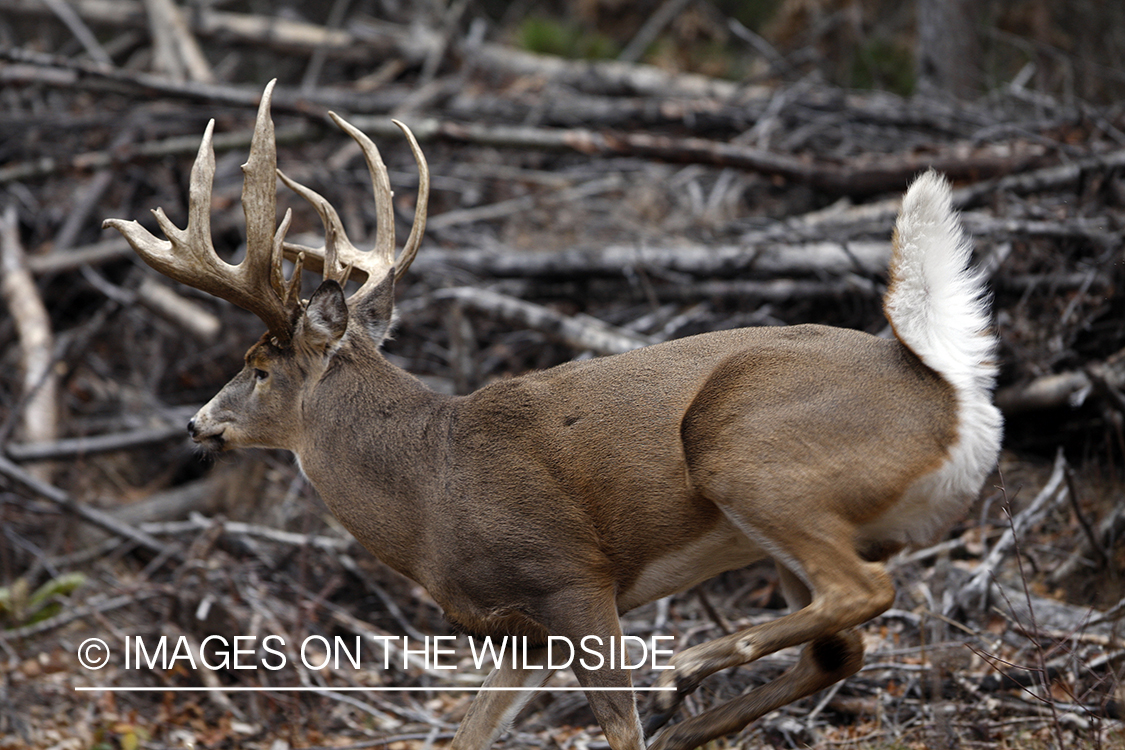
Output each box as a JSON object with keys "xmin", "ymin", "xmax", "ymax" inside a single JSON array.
[{"xmin": 187, "ymin": 414, "xmax": 226, "ymax": 452}]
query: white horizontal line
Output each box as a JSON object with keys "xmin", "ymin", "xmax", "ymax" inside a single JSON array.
[{"xmin": 75, "ymin": 686, "xmax": 675, "ymax": 692}]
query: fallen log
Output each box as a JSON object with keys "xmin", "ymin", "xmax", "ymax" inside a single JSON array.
[{"xmin": 287, "ymin": 238, "xmax": 893, "ymax": 282}]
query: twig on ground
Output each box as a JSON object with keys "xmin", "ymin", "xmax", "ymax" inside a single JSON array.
[
  {"xmin": 2, "ymin": 589, "xmax": 165, "ymax": 639},
  {"xmin": 141, "ymin": 0, "xmax": 215, "ymax": 83},
  {"xmin": 24, "ymin": 238, "xmax": 134, "ymax": 274},
  {"xmin": 142, "ymin": 514, "xmax": 352, "ymax": 553},
  {"xmin": 0, "ymin": 111, "xmax": 315, "ymax": 184},
  {"xmin": 347, "ymin": 115, "xmax": 1047, "ymax": 195},
  {"xmin": 39, "ymin": 0, "xmax": 112, "ymax": 65},
  {"xmin": 134, "ymin": 277, "xmax": 222, "ymax": 343},
  {"xmin": 995, "ymin": 347, "xmax": 1125, "ymax": 415},
  {"xmin": 0, "ymin": 453, "xmax": 180, "ymax": 559},
  {"xmin": 295, "ymin": 240, "xmax": 893, "ymax": 283},
  {"xmin": 618, "ymin": 0, "xmax": 693, "ymax": 63},
  {"xmin": 953, "ymin": 450, "xmax": 1068, "ymax": 614}
]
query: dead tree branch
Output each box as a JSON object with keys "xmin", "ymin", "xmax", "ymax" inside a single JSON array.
[
  {"xmin": 433, "ymin": 287, "xmax": 657, "ymax": 355},
  {"xmin": 0, "ymin": 453, "xmax": 180, "ymax": 559},
  {"xmin": 0, "ymin": 206, "xmax": 59, "ymax": 465}
]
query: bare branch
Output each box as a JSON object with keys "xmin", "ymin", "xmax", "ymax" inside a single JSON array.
[{"xmin": 0, "ymin": 206, "xmax": 59, "ymax": 469}]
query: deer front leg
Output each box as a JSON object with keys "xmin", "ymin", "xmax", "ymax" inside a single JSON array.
[
  {"xmin": 451, "ymin": 646, "xmax": 557, "ymax": 750},
  {"xmin": 546, "ymin": 588, "xmax": 647, "ymax": 750}
]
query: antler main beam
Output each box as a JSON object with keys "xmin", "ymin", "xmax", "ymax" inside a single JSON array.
[{"xmin": 103, "ymin": 79, "xmax": 302, "ymax": 345}]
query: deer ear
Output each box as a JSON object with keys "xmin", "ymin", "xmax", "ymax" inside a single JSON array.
[
  {"xmin": 301, "ymin": 280, "xmax": 349, "ymax": 351},
  {"xmin": 351, "ymin": 269, "xmax": 396, "ymax": 344}
]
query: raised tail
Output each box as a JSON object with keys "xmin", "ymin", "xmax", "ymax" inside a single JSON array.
[
  {"xmin": 881, "ymin": 171, "xmax": 1003, "ymax": 547},
  {"xmin": 884, "ymin": 171, "xmax": 998, "ymax": 394}
]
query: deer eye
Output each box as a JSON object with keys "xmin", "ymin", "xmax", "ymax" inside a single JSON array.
[{"xmin": 253, "ymin": 368, "xmax": 269, "ymax": 382}]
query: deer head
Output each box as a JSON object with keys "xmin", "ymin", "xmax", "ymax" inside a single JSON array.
[{"xmin": 103, "ymin": 80, "xmax": 429, "ymax": 453}]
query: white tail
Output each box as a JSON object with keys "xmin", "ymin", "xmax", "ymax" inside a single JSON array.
[
  {"xmin": 104, "ymin": 86, "xmax": 1002, "ymax": 750},
  {"xmin": 886, "ymin": 170, "xmax": 998, "ymax": 392},
  {"xmin": 873, "ymin": 172, "xmax": 1004, "ymax": 548}
]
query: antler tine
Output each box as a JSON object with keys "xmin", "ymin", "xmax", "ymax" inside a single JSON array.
[
  {"xmin": 103, "ymin": 118, "xmax": 220, "ymax": 292},
  {"xmin": 275, "ymin": 208, "xmax": 303, "ymax": 311},
  {"xmin": 234, "ymin": 78, "xmax": 302, "ymax": 343},
  {"xmin": 104, "ymin": 79, "xmax": 301, "ymax": 346},
  {"xmin": 391, "ymin": 119, "xmax": 429, "ymax": 283},
  {"xmin": 276, "ymin": 169, "xmax": 362, "ymax": 287},
  {"xmin": 328, "ymin": 113, "xmax": 397, "ymax": 281}
]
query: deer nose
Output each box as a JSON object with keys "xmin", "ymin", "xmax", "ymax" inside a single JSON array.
[{"xmin": 187, "ymin": 418, "xmax": 197, "ymax": 438}]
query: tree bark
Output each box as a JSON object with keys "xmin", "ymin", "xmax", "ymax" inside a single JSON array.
[{"xmin": 916, "ymin": 0, "xmax": 981, "ymax": 99}]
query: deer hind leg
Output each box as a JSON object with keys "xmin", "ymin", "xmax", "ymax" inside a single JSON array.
[
  {"xmin": 648, "ymin": 629, "xmax": 866, "ymax": 750},
  {"xmin": 644, "ymin": 506, "xmax": 895, "ymax": 740}
]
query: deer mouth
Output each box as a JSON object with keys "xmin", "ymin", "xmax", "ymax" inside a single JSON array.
[{"xmin": 194, "ymin": 432, "xmax": 227, "ymax": 452}]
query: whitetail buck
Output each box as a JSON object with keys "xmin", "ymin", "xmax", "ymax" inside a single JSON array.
[{"xmin": 105, "ymin": 81, "xmax": 1002, "ymax": 750}]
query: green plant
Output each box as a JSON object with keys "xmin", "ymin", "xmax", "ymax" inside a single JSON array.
[
  {"xmin": 516, "ymin": 16, "xmax": 618, "ymax": 60},
  {"xmin": 850, "ymin": 37, "xmax": 915, "ymax": 96},
  {"xmin": 0, "ymin": 571, "xmax": 86, "ymax": 628}
]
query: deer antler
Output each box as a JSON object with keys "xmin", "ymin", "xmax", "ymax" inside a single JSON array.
[
  {"xmin": 104, "ymin": 82, "xmax": 428, "ymax": 344},
  {"xmin": 103, "ymin": 79, "xmax": 302, "ymax": 346},
  {"xmin": 278, "ymin": 114, "xmax": 429, "ymax": 300}
]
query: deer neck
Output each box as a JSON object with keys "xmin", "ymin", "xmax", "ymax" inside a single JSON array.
[{"xmin": 294, "ymin": 349, "xmax": 453, "ymax": 580}]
